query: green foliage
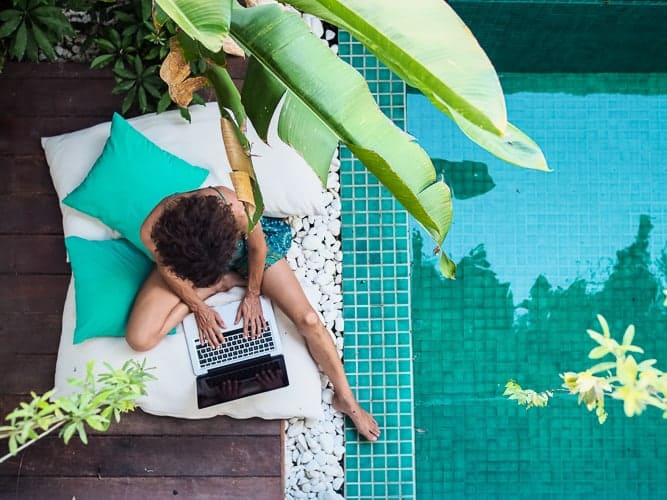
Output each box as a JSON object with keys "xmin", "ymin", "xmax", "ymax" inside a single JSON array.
[
  {"xmin": 0, "ymin": 359, "xmax": 155, "ymax": 463},
  {"xmin": 89, "ymin": 0, "xmax": 176, "ymax": 114},
  {"xmin": 0, "ymin": 0, "xmax": 73, "ymax": 63},
  {"xmin": 503, "ymin": 380, "xmax": 552, "ymax": 410}
]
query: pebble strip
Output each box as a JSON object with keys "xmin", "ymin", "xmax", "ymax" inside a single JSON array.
[
  {"xmin": 283, "ymin": 15, "xmax": 345, "ymax": 499},
  {"xmin": 284, "ymin": 152, "xmax": 345, "ymax": 500}
]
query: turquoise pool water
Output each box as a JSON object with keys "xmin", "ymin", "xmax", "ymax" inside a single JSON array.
[{"xmin": 407, "ymin": 75, "xmax": 667, "ymax": 498}]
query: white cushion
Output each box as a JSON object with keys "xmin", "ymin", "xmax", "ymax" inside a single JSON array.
[
  {"xmin": 44, "ymin": 106, "xmax": 326, "ymax": 420},
  {"xmin": 41, "ymin": 103, "xmax": 327, "ymax": 241},
  {"xmin": 55, "ymin": 281, "xmax": 323, "ymax": 420}
]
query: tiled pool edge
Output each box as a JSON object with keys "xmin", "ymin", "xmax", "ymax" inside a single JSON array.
[{"xmin": 339, "ymin": 32, "xmax": 416, "ymax": 499}]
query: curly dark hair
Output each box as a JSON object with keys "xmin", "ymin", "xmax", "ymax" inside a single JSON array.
[{"xmin": 151, "ymin": 194, "xmax": 240, "ymax": 288}]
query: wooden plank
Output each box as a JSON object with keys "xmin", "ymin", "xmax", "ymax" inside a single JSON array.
[
  {"xmin": 0, "ymin": 395, "xmax": 281, "ymax": 437},
  {"xmin": 2, "ymin": 59, "xmax": 247, "ymax": 81},
  {"xmin": 0, "ymin": 353, "xmax": 56, "ymax": 395},
  {"xmin": 0, "ymin": 275, "xmax": 69, "ymax": 314},
  {"xmin": 1, "ymin": 62, "xmax": 115, "ymax": 80},
  {"xmin": 0, "ymin": 434, "xmax": 282, "ymax": 477},
  {"xmin": 0, "ymin": 116, "xmax": 112, "ymax": 156},
  {"xmin": 0, "ymin": 194, "xmax": 63, "ymax": 234},
  {"xmin": 2, "ymin": 76, "xmax": 120, "ymax": 117},
  {"xmin": 0, "ymin": 155, "xmax": 54, "ymax": 195},
  {"xmin": 0, "ymin": 313, "xmax": 62, "ymax": 354},
  {"xmin": 0, "ymin": 476, "xmax": 283, "ymax": 500},
  {"xmin": 0, "ymin": 235, "xmax": 68, "ymax": 274}
]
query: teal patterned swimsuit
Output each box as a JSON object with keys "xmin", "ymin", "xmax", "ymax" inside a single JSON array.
[{"xmin": 210, "ymin": 187, "xmax": 292, "ymax": 277}]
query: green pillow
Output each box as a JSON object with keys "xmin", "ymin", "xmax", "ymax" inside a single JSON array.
[
  {"xmin": 66, "ymin": 236, "xmax": 155, "ymax": 344},
  {"xmin": 63, "ymin": 113, "xmax": 209, "ymax": 257}
]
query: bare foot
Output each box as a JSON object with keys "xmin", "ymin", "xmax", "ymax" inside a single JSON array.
[
  {"xmin": 214, "ymin": 272, "xmax": 247, "ymax": 292},
  {"xmin": 333, "ymin": 394, "xmax": 381, "ymax": 442}
]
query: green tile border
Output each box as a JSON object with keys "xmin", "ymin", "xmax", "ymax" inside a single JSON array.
[{"xmin": 339, "ymin": 31, "xmax": 415, "ymax": 500}]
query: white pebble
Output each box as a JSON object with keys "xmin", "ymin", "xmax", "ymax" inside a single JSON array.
[
  {"xmin": 302, "ymin": 234, "xmax": 321, "ymax": 251},
  {"xmin": 300, "ymin": 450, "xmax": 314, "ymax": 464},
  {"xmin": 319, "ymin": 433, "xmax": 334, "ymax": 454},
  {"xmin": 321, "ymin": 388, "xmax": 334, "ymax": 405},
  {"xmin": 288, "ymin": 420, "xmax": 305, "ymax": 437}
]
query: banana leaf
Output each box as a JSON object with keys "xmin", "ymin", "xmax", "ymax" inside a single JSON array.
[
  {"xmin": 155, "ymin": 0, "xmax": 232, "ymax": 53},
  {"xmin": 283, "ymin": 0, "xmax": 548, "ymax": 171},
  {"xmin": 284, "ymin": 0, "xmax": 505, "ymax": 136},
  {"xmin": 231, "ymin": 4, "xmax": 456, "ymax": 276}
]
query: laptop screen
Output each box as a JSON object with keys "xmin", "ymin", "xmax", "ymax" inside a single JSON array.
[{"xmin": 196, "ymin": 355, "xmax": 289, "ymax": 408}]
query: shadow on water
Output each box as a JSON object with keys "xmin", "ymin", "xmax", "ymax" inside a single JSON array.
[
  {"xmin": 411, "ymin": 214, "xmax": 667, "ymax": 498},
  {"xmin": 431, "ymin": 158, "xmax": 495, "ymax": 200}
]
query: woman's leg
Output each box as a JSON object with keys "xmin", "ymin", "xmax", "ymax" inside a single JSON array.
[
  {"xmin": 126, "ymin": 269, "xmax": 245, "ymax": 352},
  {"xmin": 261, "ymin": 259, "xmax": 380, "ymax": 441}
]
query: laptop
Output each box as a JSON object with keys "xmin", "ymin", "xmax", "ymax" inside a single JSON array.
[{"xmin": 182, "ymin": 296, "xmax": 289, "ymax": 408}]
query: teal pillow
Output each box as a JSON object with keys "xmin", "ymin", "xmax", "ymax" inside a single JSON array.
[
  {"xmin": 66, "ymin": 237, "xmax": 155, "ymax": 344},
  {"xmin": 63, "ymin": 113, "xmax": 209, "ymax": 257}
]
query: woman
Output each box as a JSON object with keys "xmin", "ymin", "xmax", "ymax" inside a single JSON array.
[{"xmin": 126, "ymin": 185, "xmax": 380, "ymax": 442}]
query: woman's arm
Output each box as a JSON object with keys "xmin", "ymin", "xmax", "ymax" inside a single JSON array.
[
  {"xmin": 140, "ymin": 194, "xmax": 227, "ymax": 347},
  {"xmin": 234, "ymin": 219, "xmax": 268, "ymax": 339}
]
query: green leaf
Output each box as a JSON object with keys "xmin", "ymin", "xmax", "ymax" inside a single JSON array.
[
  {"xmin": 286, "ymin": 0, "xmax": 547, "ymax": 171},
  {"xmin": 85, "ymin": 415, "xmax": 108, "ymax": 432},
  {"xmin": 138, "ymin": 86, "xmax": 148, "ymax": 112},
  {"xmin": 90, "ymin": 53, "xmax": 115, "ymax": 69},
  {"xmin": 31, "ymin": 6, "xmax": 64, "ymax": 19},
  {"xmin": 122, "ymin": 86, "xmax": 137, "ymax": 114},
  {"xmin": 112, "ymin": 81, "xmax": 134, "ymax": 95},
  {"xmin": 206, "ymin": 65, "xmax": 246, "ymax": 129},
  {"xmin": 232, "ymin": 5, "xmax": 453, "ymax": 262},
  {"xmin": 12, "ymin": 20, "xmax": 27, "ymax": 60},
  {"xmin": 241, "ymin": 56, "xmax": 284, "ymax": 142},
  {"xmin": 23, "ymin": 28, "xmax": 38, "ymax": 61},
  {"xmin": 153, "ymin": 2, "xmax": 170, "ymax": 29},
  {"xmin": 94, "ymin": 38, "xmax": 118, "ymax": 52},
  {"xmin": 286, "ymin": 0, "xmax": 505, "ymax": 135},
  {"xmin": 76, "ymin": 422, "xmax": 88, "ymax": 445},
  {"xmin": 155, "ymin": 0, "xmax": 232, "ymax": 53},
  {"xmin": 0, "ymin": 10, "xmax": 22, "ymax": 23},
  {"xmin": 8, "ymin": 435, "xmax": 18, "ymax": 456},
  {"xmin": 114, "ymin": 64, "xmax": 136, "ymax": 80},
  {"xmin": 133, "ymin": 54, "xmax": 144, "ymax": 75},
  {"xmin": 62, "ymin": 422, "xmax": 76, "ymax": 444},
  {"xmin": 141, "ymin": 0, "xmax": 153, "ymax": 23},
  {"xmin": 143, "ymin": 79, "xmax": 163, "ymax": 98},
  {"xmin": 31, "ymin": 21, "xmax": 55, "ymax": 60},
  {"xmin": 108, "ymin": 28, "xmax": 121, "ymax": 48},
  {"xmin": 0, "ymin": 16, "xmax": 22, "ymax": 38},
  {"xmin": 157, "ymin": 91, "xmax": 172, "ymax": 112},
  {"xmin": 441, "ymin": 107, "xmax": 549, "ymax": 172},
  {"xmin": 32, "ymin": 15, "xmax": 71, "ymax": 37},
  {"xmin": 279, "ymin": 93, "xmax": 338, "ymax": 185}
]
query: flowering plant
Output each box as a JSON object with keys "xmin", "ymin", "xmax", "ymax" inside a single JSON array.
[{"xmin": 504, "ymin": 294, "xmax": 667, "ymax": 424}]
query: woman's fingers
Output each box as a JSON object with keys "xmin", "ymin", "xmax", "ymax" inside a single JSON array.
[{"xmin": 214, "ymin": 310, "xmax": 226, "ymax": 330}]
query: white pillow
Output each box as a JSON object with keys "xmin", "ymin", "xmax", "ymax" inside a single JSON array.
[
  {"xmin": 41, "ymin": 103, "xmax": 327, "ymax": 240},
  {"xmin": 55, "ymin": 281, "xmax": 323, "ymax": 420}
]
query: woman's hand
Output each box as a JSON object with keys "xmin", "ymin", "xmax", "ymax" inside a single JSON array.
[
  {"xmin": 235, "ymin": 292, "xmax": 267, "ymax": 339},
  {"xmin": 194, "ymin": 304, "xmax": 226, "ymax": 348}
]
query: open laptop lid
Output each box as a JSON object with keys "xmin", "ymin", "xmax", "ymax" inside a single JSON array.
[{"xmin": 196, "ymin": 354, "xmax": 290, "ymax": 408}]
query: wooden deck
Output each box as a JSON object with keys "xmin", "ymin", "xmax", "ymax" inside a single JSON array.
[{"xmin": 0, "ymin": 62, "xmax": 285, "ymax": 499}]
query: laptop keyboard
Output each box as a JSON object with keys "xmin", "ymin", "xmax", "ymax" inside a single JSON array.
[{"xmin": 195, "ymin": 325, "xmax": 276, "ymax": 369}]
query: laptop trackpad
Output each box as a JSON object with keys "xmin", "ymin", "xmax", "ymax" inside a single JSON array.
[{"xmin": 196, "ymin": 355, "xmax": 289, "ymax": 408}]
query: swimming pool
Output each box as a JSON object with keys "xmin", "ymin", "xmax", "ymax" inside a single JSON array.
[{"xmin": 340, "ymin": 2, "xmax": 667, "ymax": 498}]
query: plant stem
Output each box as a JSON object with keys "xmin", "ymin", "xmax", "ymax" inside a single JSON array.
[{"xmin": 0, "ymin": 420, "xmax": 66, "ymax": 464}]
